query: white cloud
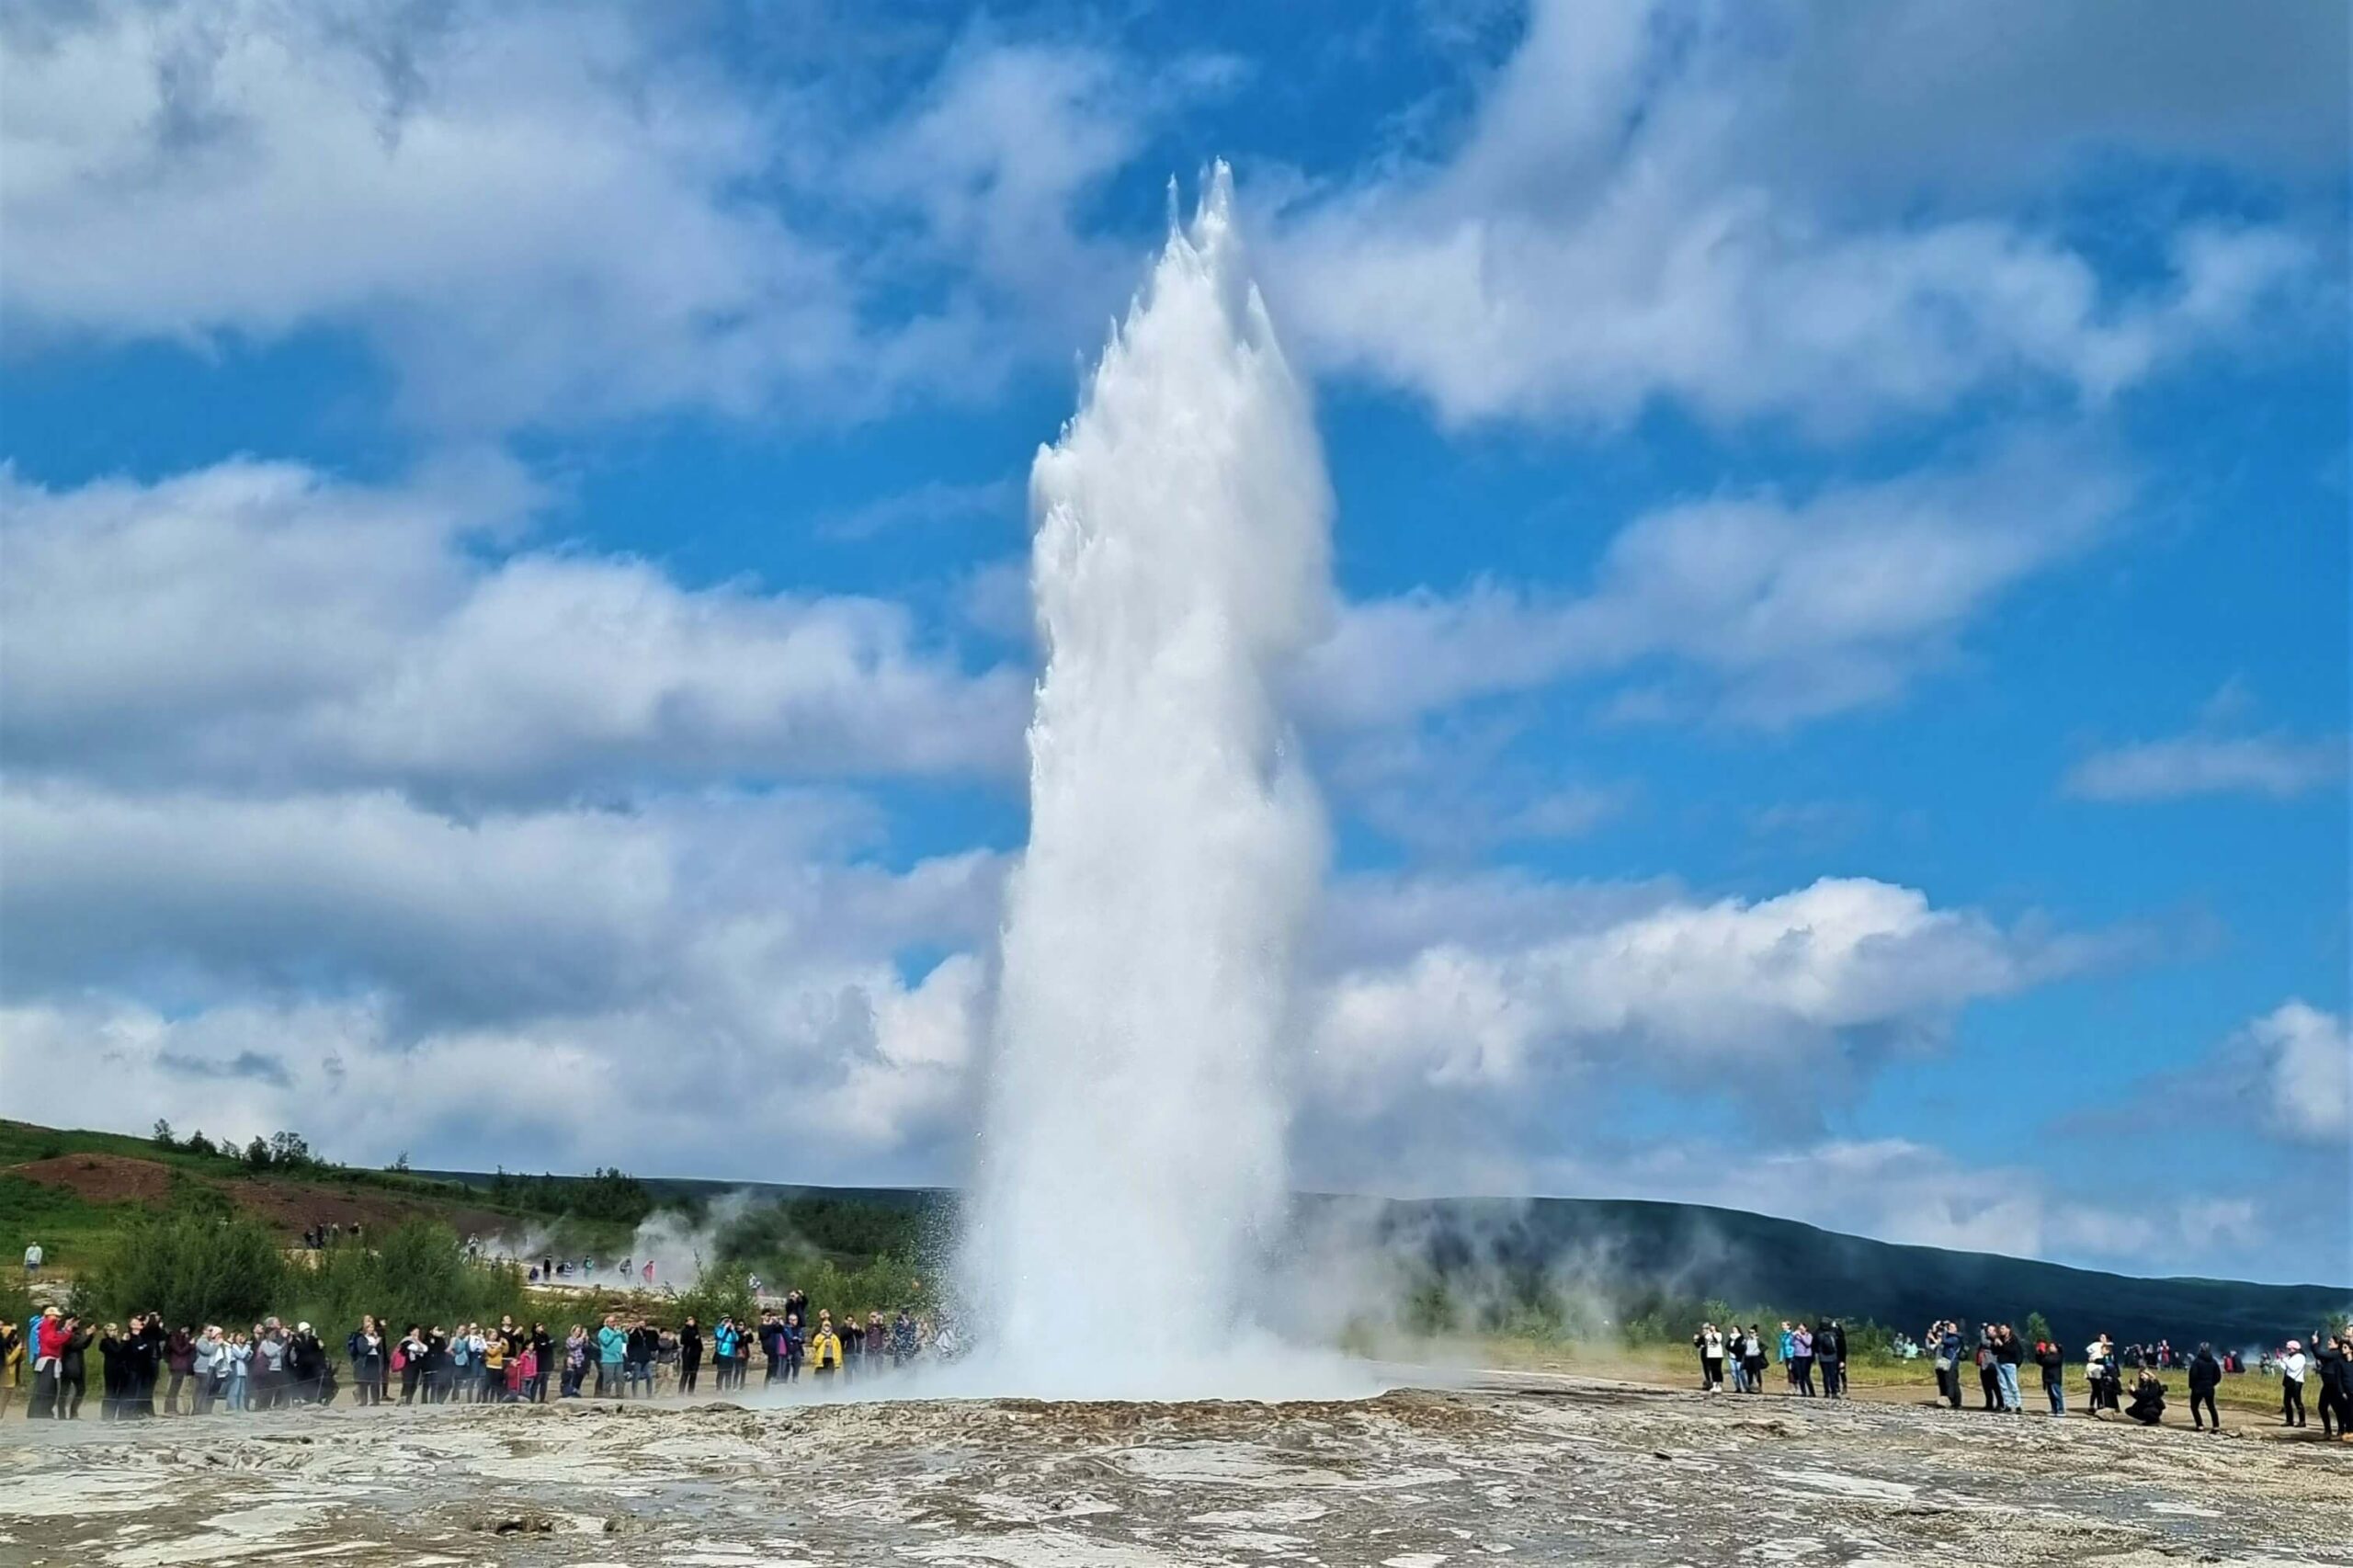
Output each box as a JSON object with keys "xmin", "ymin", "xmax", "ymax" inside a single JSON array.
[
  {"xmin": 2240, "ymin": 1001, "xmax": 2350, "ymax": 1144},
  {"xmin": 0, "ymin": 2, "xmax": 881, "ymax": 428},
  {"xmin": 0, "ymin": 460, "xmax": 1027, "ymax": 797},
  {"xmin": 0, "ymin": 5, "xmax": 1186, "ymax": 430},
  {"xmin": 1266, "ymin": 0, "xmax": 2333, "ymax": 432},
  {"xmin": 2065, "ymin": 733, "xmax": 2347, "ymax": 801},
  {"xmin": 0, "ymin": 782, "xmax": 1005, "ymax": 1176},
  {"xmin": 1305, "ymin": 874, "xmax": 2084, "ymax": 1121},
  {"xmin": 1517, "ymin": 1138, "xmax": 2266, "ymax": 1271},
  {"xmin": 1301, "ymin": 440, "xmax": 2128, "ymax": 728}
]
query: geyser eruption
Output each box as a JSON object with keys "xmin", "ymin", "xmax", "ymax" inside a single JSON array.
[{"xmin": 959, "ymin": 165, "xmax": 1336, "ymax": 1397}]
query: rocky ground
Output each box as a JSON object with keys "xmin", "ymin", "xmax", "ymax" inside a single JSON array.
[{"xmin": 3, "ymin": 1373, "xmax": 2346, "ymax": 1566}]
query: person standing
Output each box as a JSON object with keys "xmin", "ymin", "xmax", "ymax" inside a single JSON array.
[
  {"xmin": 290, "ymin": 1323, "xmax": 328, "ymax": 1404},
  {"xmin": 808, "ymin": 1312, "xmax": 843, "ymax": 1381},
  {"xmin": 596, "ymin": 1314, "xmax": 627, "ymax": 1396},
  {"xmin": 191, "ymin": 1326, "xmax": 222, "ymax": 1415},
  {"xmin": 678, "ymin": 1317, "xmax": 703, "ymax": 1394},
  {"xmin": 1790, "ymin": 1323, "xmax": 1816, "ymax": 1396},
  {"xmin": 28, "ymin": 1307, "xmax": 67, "ymax": 1419},
  {"xmin": 1816, "ymin": 1321, "xmax": 1847, "ymax": 1400},
  {"xmin": 252, "ymin": 1321, "xmax": 286, "ymax": 1411},
  {"xmin": 163, "ymin": 1326, "xmax": 196, "ymax": 1415},
  {"xmin": 224, "ymin": 1333, "xmax": 252, "ymax": 1412},
  {"xmin": 396, "ymin": 1325, "xmax": 426, "ymax": 1404},
  {"xmin": 2033, "ymin": 1334, "xmax": 2065, "ymax": 1415},
  {"xmin": 2309, "ymin": 1327, "xmax": 2349, "ymax": 1438},
  {"xmin": 96, "ymin": 1322, "xmax": 126, "ymax": 1419},
  {"xmin": 1994, "ymin": 1324, "xmax": 2024, "ymax": 1414},
  {"xmin": 349, "ymin": 1316, "xmax": 385, "ymax": 1406},
  {"xmin": 842, "ymin": 1311, "xmax": 867, "ymax": 1384},
  {"xmin": 1936, "ymin": 1322, "xmax": 1965, "ymax": 1409},
  {"xmin": 562, "ymin": 1325, "xmax": 588, "ymax": 1398},
  {"xmin": 480, "ymin": 1324, "xmax": 506, "ymax": 1403},
  {"xmin": 2188, "ymin": 1343, "xmax": 2222, "ymax": 1431},
  {"xmin": 2279, "ymin": 1340, "xmax": 2308, "ymax": 1427},
  {"xmin": 1695, "ymin": 1324, "xmax": 1725, "ymax": 1393}
]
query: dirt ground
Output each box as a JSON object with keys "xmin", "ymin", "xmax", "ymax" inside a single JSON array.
[
  {"xmin": 6, "ymin": 1154, "xmax": 178, "ymax": 1207},
  {"xmin": 3, "ymin": 1370, "xmax": 2346, "ymax": 1567},
  {"xmin": 6, "ymin": 1152, "xmax": 516, "ymax": 1243}
]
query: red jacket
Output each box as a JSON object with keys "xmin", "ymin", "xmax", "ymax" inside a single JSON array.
[{"xmin": 36, "ymin": 1318, "xmax": 70, "ymax": 1360}]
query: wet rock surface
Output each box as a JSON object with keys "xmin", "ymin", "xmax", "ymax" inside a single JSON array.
[{"xmin": 2, "ymin": 1379, "xmax": 2346, "ymax": 1565}]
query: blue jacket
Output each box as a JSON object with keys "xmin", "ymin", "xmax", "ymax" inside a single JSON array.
[{"xmin": 597, "ymin": 1326, "xmax": 627, "ymax": 1365}]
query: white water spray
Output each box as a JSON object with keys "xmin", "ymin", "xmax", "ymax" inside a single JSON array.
[{"xmin": 958, "ymin": 165, "xmax": 1343, "ymax": 1397}]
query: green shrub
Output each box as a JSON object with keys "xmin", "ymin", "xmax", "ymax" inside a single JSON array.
[
  {"xmin": 290, "ymin": 1221, "xmax": 528, "ymax": 1339},
  {"xmin": 75, "ymin": 1214, "xmax": 288, "ymax": 1327}
]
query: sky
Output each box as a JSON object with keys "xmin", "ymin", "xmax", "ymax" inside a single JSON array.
[{"xmin": 1, "ymin": 0, "xmax": 2347, "ymax": 1286}]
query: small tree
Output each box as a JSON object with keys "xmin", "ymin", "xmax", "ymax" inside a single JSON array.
[
  {"xmin": 151, "ymin": 1119, "xmax": 176, "ymax": 1150},
  {"xmin": 77, "ymin": 1214, "xmax": 288, "ymax": 1325},
  {"xmin": 387, "ymin": 1152, "xmax": 411, "ymax": 1173},
  {"xmin": 2024, "ymin": 1311, "xmax": 2053, "ymax": 1346},
  {"xmin": 268, "ymin": 1131, "xmax": 313, "ymax": 1169},
  {"xmin": 182, "ymin": 1130, "xmax": 216, "ymax": 1158},
  {"xmin": 244, "ymin": 1137, "xmax": 273, "ymax": 1170}
]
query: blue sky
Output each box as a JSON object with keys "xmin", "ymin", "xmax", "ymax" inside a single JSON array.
[{"xmin": 2, "ymin": 0, "xmax": 2346, "ymax": 1283}]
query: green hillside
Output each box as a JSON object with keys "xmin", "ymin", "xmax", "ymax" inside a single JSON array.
[{"xmin": 6, "ymin": 1120, "xmax": 2340, "ymax": 1355}]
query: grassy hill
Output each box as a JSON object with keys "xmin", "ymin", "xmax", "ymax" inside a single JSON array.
[
  {"xmin": 1336, "ymin": 1194, "xmax": 2349, "ymax": 1352},
  {"xmin": 6, "ymin": 1121, "xmax": 2340, "ymax": 1353}
]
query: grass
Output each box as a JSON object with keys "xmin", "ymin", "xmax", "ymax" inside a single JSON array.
[{"xmin": 0, "ymin": 1119, "xmax": 563, "ymax": 1280}]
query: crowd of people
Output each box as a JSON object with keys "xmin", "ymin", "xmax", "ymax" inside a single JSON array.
[
  {"xmin": 1690, "ymin": 1320, "xmax": 1853, "ymax": 1397},
  {"xmin": 0, "ymin": 1294, "xmax": 939, "ymax": 1420},
  {"xmin": 1913, "ymin": 1319, "xmax": 2349, "ymax": 1432},
  {"xmin": 1691, "ymin": 1315, "xmax": 2353, "ymax": 1436}
]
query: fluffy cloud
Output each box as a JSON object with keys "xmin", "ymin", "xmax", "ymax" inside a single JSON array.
[
  {"xmin": 2238, "ymin": 1001, "xmax": 2350, "ymax": 1144},
  {"xmin": 1305, "ymin": 874, "xmax": 2087, "ymax": 1125},
  {"xmin": 1267, "ymin": 0, "xmax": 2334, "ymax": 432},
  {"xmin": 1, "ymin": 3, "xmax": 873, "ymax": 427},
  {"xmin": 1301, "ymin": 440, "xmax": 2128, "ymax": 728},
  {"xmin": 0, "ymin": 5, "xmax": 1183, "ymax": 430},
  {"xmin": 2065, "ymin": 733, "xmax": 2347, "ymax": 801},
  {"xmin": 0, "ymin": 782, "xmax": 1004, "ymax": 1176},
  {"xmin": 0, "ymin": 460, "xmax": 1027, "ymax": 798}
]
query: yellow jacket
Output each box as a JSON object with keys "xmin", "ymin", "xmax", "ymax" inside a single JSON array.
[{"xmin": 809, "ymin": 1329, "xmax": 841, "ymax": 1370}]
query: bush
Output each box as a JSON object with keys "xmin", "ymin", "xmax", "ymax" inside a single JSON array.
[
  {"xmin": 75, "ymin": 1214, "xmax": 287, "ymax": 1327},
  {"xmin": 291, "ymin": 1221, "xmax": 528, "ymax": 1340},
  {"xmin": 674, "ymin": 1273, "xmax": 758, "ymax": 1329}
]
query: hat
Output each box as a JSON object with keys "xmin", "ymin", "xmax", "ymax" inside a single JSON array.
[
  {"xmin": 297, "ymin": 1322, "xmax": 312, "ymax": 1334},
  {"xmin": 2285, "ymin": 1339, "xmax": 2301, "ymax": 1351}
]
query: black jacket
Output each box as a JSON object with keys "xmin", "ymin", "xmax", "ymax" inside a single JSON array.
[{"xmin": 2188, "ymin": 1353, "xmax": 2221, "ymax": 1392}]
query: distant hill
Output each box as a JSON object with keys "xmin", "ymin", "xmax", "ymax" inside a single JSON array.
[
  {"xmin": 1318, "ymin": 1193, "xmax": 2350, "ymax": 1352},
  {"xmin": 11, "ymin": 1121, "xmax": 2340, "ymax": 1351},
  {"xmin": 428, "ymin": 1169, "xmax": 2347, "ymax": 1350}
]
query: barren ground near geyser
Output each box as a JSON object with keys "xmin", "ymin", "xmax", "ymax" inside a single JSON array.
[{"xmin": 4, "ymin": 1376, "xmax": 2347, "ymax": 1567}]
